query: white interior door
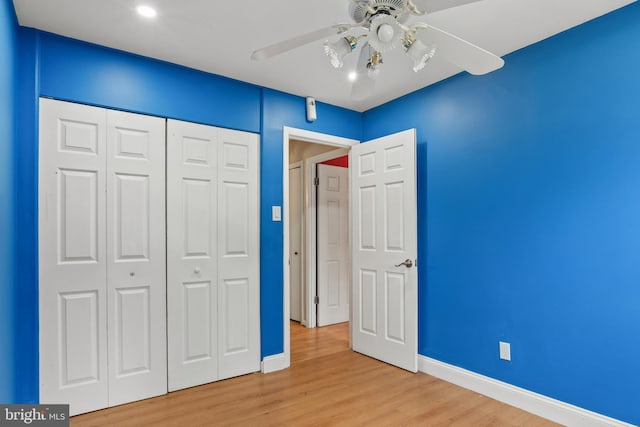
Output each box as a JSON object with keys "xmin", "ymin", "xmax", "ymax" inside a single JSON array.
[
  {"xmin": 317, "ymin": 164, "xmax": 350, "ymax": 326},
  {"xmin": 217, "ymin": 128, "xmax": 260, "ymax": 380},
  {"xmin": 106, "ymin": 110, "xmax": 167, "ymax": 406},
  {"xmin": 289, "ymin": 164, "xmax": 303, "ymax": 323},
  {"xmin": 350, "ymin": 129, "xmax": 418, "ymax": 372},
  {"xmin": 167, "ymin": 120, "xmax": 219, "ymax": 391},
  {"xmin": 39, "ymin": 98, "xmax": 108, "ymax": 415},
  {"xmin": 167, "ymin": 121, "xmax": 260, "ymax": 389}
]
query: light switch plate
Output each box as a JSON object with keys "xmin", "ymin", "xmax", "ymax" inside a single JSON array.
[{"xmin": 272, "ymin": 206, "xmax": 282, "ymax": 222}]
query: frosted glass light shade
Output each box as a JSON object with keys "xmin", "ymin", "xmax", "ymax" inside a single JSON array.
[
  {"xmin": 406, "ymin": 39, "xmax": 436, "ymax": 72},
  {"xmin": 324, "ymin": 37, "xmax": 357, "ymax": 68}
]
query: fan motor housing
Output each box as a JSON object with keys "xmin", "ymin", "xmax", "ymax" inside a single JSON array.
[{"xmin": 349, "ymin": 0, "xmax": 409, "ymax": 23}]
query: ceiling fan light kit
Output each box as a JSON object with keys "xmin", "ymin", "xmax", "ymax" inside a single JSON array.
[
  {"xmin": 367, "ymin": 50, "xmax": 384, "ymax": 79},
  {"xmin": 367, "ymin": 14, "xmax": 404, "ymax": 52},
  {"xmin": 403, "ymin": 34, "xmax": 436, "ymax": 72},
  {"xmin": 251, "ymin": 0, "xmax": 504, "ymax": 98},
  {"xmin": 324, "ymin": 36, "xmax": 358, "ymax": 68}
]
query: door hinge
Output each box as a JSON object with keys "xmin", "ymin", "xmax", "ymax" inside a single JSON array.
[
  {"xmin": 314, "ymin": 296, "xmax": 319, "ymax": 304},
  {"xmin": 314, "ymin": 176, "xmax": 319, "ymax": 186}
]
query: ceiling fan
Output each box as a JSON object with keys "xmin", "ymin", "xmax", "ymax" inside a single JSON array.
[{"xmin": 251, "ymin": 0, "xmax": 504, "ymax": 99}]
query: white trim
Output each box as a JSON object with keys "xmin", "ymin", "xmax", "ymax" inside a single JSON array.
[
  {"xmin": 304, "ymin": 148, "xmax": 349, "ymax": 328},
  {"xmin": 282, "ymin": 126, "xmax": 358, "ymax": 369},
  {"xmin": 284, "ymin": 127, "xmax": 360, "ymax": 148},
  {"xmin": 418, "ymin": 356, "xmax": 633, "ymax": 427},
  {"xmin": 261, "ymin": 353, "xmax": 289, "ymax": 374}
]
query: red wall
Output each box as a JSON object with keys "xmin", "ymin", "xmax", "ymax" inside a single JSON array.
[{"xmin": 320, "ymin": 155, "xmax": 348, "ymax": 168}]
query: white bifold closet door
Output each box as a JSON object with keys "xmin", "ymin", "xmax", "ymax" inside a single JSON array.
[
  {"xmin": 39, "ymin": 98, "xmax": 167, "ymax": 415},
  {"xmin": 167, "ymin": 119, "xmax": 260, "ymax": 392},
  {"xmin": 105, "ymin": 110, "xmax": 167, "ymax": 406}
]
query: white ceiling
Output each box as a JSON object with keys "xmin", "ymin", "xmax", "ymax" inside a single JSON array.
[{"xmin": 12, "ymin": 0, "xmax": 636, "ymax": 112}]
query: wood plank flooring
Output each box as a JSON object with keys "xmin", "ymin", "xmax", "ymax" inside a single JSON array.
[{"xmin": 71, "ymin": 321, "xmax": 559, "ymax": 426}]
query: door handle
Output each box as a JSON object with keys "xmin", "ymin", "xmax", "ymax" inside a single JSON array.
[{"xmin": 395, "ymin": 259, "xmax": 413, "ymax": 268}]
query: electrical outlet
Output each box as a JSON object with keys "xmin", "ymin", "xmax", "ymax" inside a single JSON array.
[{"xmin": 499, "ymin": 341, "xmax": 511, "ymax": 361}]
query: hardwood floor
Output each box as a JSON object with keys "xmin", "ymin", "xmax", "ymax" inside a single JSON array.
[{"xmin": 71, "ymin": 322, "xmax": 559, "ymax": 426}]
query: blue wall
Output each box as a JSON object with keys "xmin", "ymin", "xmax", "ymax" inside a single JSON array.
[
  {"xmin": 14, "ymin": 27, "xmax": 39, "ymax": 404},
  {"xmin": 0, "ymin": 0, "xmax": 17, "ymax": 404},
  {"xmin": 260, "ymin": 89, "xmax": 361, "ymax": 355},
  {"xmin": 8, "ymin": 1, "xmax": 640, "ymax": 423},
  {"xmin": 9, "ymin": 29, "xmax": 362, "ymax": 403},
  {"xmin": 363, "ymin": 3, "xmax": 640, "ymax": 424}
]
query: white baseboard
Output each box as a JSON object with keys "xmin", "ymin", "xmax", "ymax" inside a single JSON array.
[
  {"xmin": 261, "ymin": 352, "xmax": 289, "ymax": 374},
  {"xmin": 418, "ymin": 356, "xmax": 633, "ymax": 427}
]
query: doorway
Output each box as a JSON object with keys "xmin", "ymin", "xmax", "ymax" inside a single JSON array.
[
  {"xmin": 288, "ymin": 140, "xmax": 349, "ymax": 328},
  {"xmin": 278, "ymin": 127, "xmax": 419, "ymax": 374},
  {"xmin": 281, "ymin": 127, "xmax": 359, "ymax": 368}
]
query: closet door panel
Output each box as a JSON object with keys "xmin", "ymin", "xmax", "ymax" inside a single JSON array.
[
  {"xmin": 39, "ymin": 98, "xmax": 108, "ymax": 416},
  {"xmin": 217, "ymin": 129, "xmax": 260, "ymax": 380},
  {"xmin": 167, "ymin": 120, "xmax": 219, "ymax": 391},
  {"xmin": 106, "ymin": 110, "xmax": 167, "ymax": 406}
]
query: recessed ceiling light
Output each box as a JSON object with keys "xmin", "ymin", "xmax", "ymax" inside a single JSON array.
[
  {"xmin": 348, "ymin": 72, "xmax": 357, "ymax": 82},
  {"xmin": 136, "ymin": 5, "xmax": 157, "ymax": 18}
]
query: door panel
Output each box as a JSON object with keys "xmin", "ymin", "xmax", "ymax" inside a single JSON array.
[
  {"xmin": 217, "ymin": 129, "xmax": 260, "ymax": 380},
  {"xmin": 222, "ymin": 278, "xmax": 249, "ymax": 353},
  {"xmin": 317, "ymin": 164, "xmax": 350, "ymax": 326},
  {"xmin": 106, "ymin": 110, "xmax": 166, "ymax": 406},
  {"xmin": 58, "ymin": 291, "xmax": 100, "ymax": 386},
  {"xmin": 359, "ymin": 270, "xmax": 377, "ymax": 334},
  {"xmin": 113, "ymin": 286, "xmax": 150, "ymax": 376},
  {"xmin": 221, "ymin": 181, "xmax": 249, "ymax": 256},
  {"xmin": 58, "ymin": 169, "xmax": 99, "ymax": 262},
  {"xmin": 167, "ymin": 120, "xmax": 219, "ymax": 391},
  {"xmin": 183, "ymin": 281, "xmax": 216, "ymax": 362},
  {"xmin": 183, "ymin": 178, "xmax": 213, "ymax": 257},
  {"xmin": 350, "ymin": 129, "xmax": 417, "ymax": 372},
  {"xmin": 113, "ymin": 174, "xmax": 149, "ymax": 260},
  {"xmin": 39, "ymin": 98, "xmax": 109, "ymax": 415}
]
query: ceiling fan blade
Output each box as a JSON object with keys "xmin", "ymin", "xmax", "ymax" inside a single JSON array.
[
  {"xmin": 355, "ymin": 41, "xmax": 370, "ymax": 71},
  {"xmin": 352, "ymin": 43, "xmax": 375, "ymax": 100},
  {"xmin": 415, "ymin": 24, "xmax": 504, "ymax": 75},
  {"xmin": 410, "ymin": 0, "xmax": 483, "ymax": 15},
  {"xmin": 251, "ymin": 24, "xmax": 353, "ymax": 60},
  {"xmin": 351, "ymin": 73, "xmax": 376, "ymax": 100}
]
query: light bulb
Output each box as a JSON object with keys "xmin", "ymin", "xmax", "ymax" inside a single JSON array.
[
  {"xmin": 367, "ymin": 66, "xmax": 380, "ymax": 80},
  {"xmin": 348, "ymin": 71, "xmax": 358, "ymax": 82},
  {"xmin": 377, "ymin": 24, "xmax": 395, "ymax": 43},
  {"xmin": 136, "ymin": 5, "xmax": 157, "ymax": 18}
]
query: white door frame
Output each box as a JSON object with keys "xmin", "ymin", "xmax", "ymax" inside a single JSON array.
[
  {"xmin": 304, "ymin": 148, "xmax": 348, "ymax": 328},
  {"xmin": 280, "ymin": 127, "xmax": 358, "ymax": 370},
  {"xmin": 288, "ymin": 161, "xmax": 304, "ymax": 325}
]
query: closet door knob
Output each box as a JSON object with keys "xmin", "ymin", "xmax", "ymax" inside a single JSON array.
[
  {"xmin": 194, "ymin": 267, "xmax": 201, "ymax": 274},
  {"xmin": 130, "ymin": 272, "xmax": 135, "ymax": 277}
]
